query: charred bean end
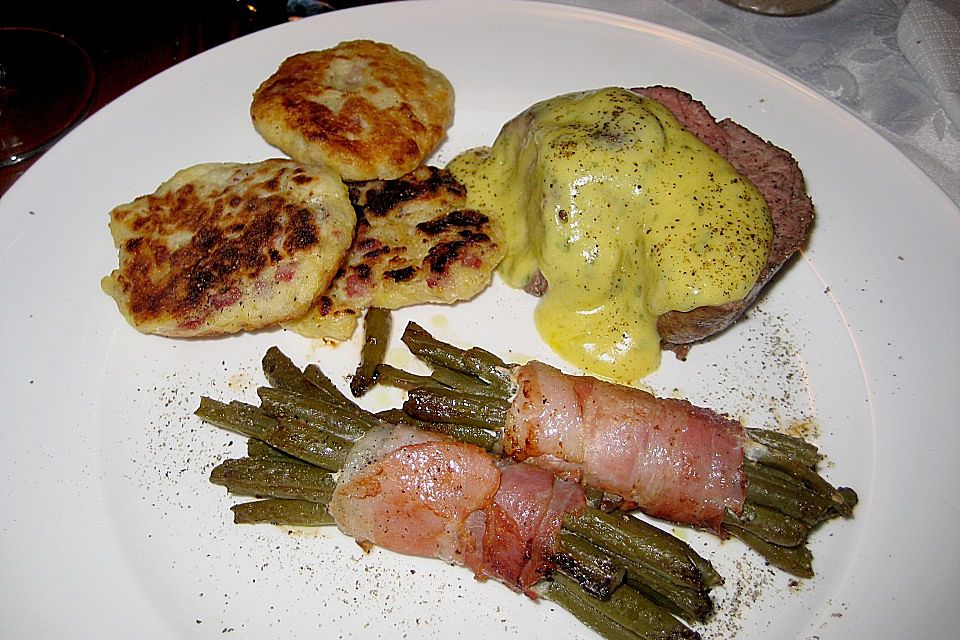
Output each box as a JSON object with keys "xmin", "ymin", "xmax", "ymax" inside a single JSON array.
[
  {"xmin": 556, "ymin": 530, "xmax": 627, "ymax": 600},
  {"xmin": 351, "ymin": 307, "xmax": 392, "ymax": 398}
]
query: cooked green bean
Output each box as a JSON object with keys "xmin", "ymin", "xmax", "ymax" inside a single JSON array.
[
  {"xmin": 260, "ymin": 417, "xmax": 351, "ymax": 471},
  {"xmin": 351, "ymin": 307, "xmax": 391, "ymax": 398},
  {"xmin": 231, "ymin": 499, "xmax": 335, "ymax": 526},
  {"xmin": 399, "ymin": 321, "xmax": 474, "ymax": 371},
  {"xmin": 722, "ymin": 502, "xmax": 808, "ymax": 548},
  {"xmin": 620, "ymin": 555, "xmax": 713, "ymax": 623},
  {"xmin": 746, "ymin": 428, "xmax": 821, "ymax": 468},
  {"xmin": 556, "ymin": 530, "xmax": 626, "ymax": 600},
  {"xmin": 463, "ymin": 345, "xmax": 510, "ymax": 372},
  {"xmin": 743, "ymin": 460, "xmax": 836, "ymax": 525},
  {"xmin": 749, "ymin": 448, "xmax": 854, "ymax": 518},
  {"xmin": 197, "ymin": 396, "xmax": 350, "ymax": 471},
  {"xmin": 209, "ymin": 457, "xmax": 336, "ymax": 503},
  {"xmin": 548, "ymin": 579, "xmax": 643, "ymax": 640},
  {"xmin": 246, "ymin": 437, "xmax": 303, "ymax": 463},
  {"xmin": 377, "ymin": 360, "xmax": 506, "ymax": 398},
  {"xmin": 563, "ymin": 506, "xmax": 720, "ymax": 590},
  {"xmin": 376, "ymin": 363, "xmax": 447, "ymax": 392},
  {"xmin": 257, "ymin": 386, "xmax": 375, "ymax": 440},
  {"xmin": 403, "ymin": 386, "xmax": 509, "ymax": 431},
  {"xmin": 302, "ymin": 363, "xmax": 355, "ymax": 408},
  {"xmin": 262, "ymin": 346, "xmax": 365, "ymax": 415},
  {"xmin": 376, "ymin": 408, "xmax": 502, "ymax": 453},
  {"xmin": 262, "ymin": 347, "xmax": 322, "ymax": 397},
  {"xmin": 400, "ymin": 322, "xmax": 513, "ymax": 394},
  {"xmin": 838, "ymin": 486, "xmax": 859, "ymax": 512},
  {"xmin": 202, "ymin": 349, "xmax": 728, "ymax": 635},
  {"xmin": 196, "ymin": 397, "xmax": 276, "ymax": 440},
  {"xmin": 429, "ymin": 363, "xmax": 501, "ymax": 397},
  {"xmin": 728, "ymin": 527, "xmax": 814, "ymax": 578},
  {"xmin": 549, "ymin": 573, "xmax": 700, "ymax": 640}
]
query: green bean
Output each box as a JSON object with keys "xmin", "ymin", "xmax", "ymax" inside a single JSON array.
[
  {"xmin": 262, "ymin": 346, "xmax": 362, "ymax": 414},
  {"xmin": 743, "ymin": 460, "xmax": 835, "ymax": 525},
  {"xmin": 722, "ymin": 502, "xmax": 809, "ymax": 548},
  {"xmin": 399, "ymin": 321, "xmax": 472, "ymax": 371},
  {"xmin": 262, "ymin": 347, "xmax": 322, "ymax": 397},
  {"xmin": 563, "ymin": 507, "xmax": 720, "ymax": 590},
  {"xmin": 351, "ymin": 307, "xmax": 391, "ymax": 397},
  {"xmin": 684, "ymin": 549, "xmax": 722, "ymax": 593},
  {"xmin": 257, "ymin": 386, "xmax": 375, "ymax": 441},
  {"xmin": 429, "ymin": 364, "xmax": 501, "ymax": 397},
  {"xmin": 556, "ymin": 530, "xmax": 626, "ymax": 600},
  {"xmin": 749, "ymin": 448, "xmax": 854, "ymax": 518},
  {"xmin": 403, "ymin": 386, "xmax": 509, "ymax": 431},
  {"xmin": 376, "ymin": 408, "xmax": 502, "ymax": 453},
  {"xmin": 197, "ymin": 397, "xmax": 350, "ymax": 471},
  {"xmin": 231, "ymin": 499, "xmax": 335, "ymax": 526},
  {"xmin": 838, "ymin": 486, "xmax": 859, "ymax": 512},
  {"xmin": 246, "ymin": 437, "xmax": 303, "ymax": 463},
  {"xmin": 376, "ymin": 363, "xmax": 447, "ymax": 392},
  {"xmin": 728, "ymin": 527, "xmax": 814, "ymax": 578},
  {"xmin": 548, "ymin": 578, "xmax": 643, "ymax": 640},
  {"xmin": 209, "ymin": 457, "xmax": 336, "ymax": 503},
  {"xmin": 303, "ymin": 363, "xmax": 355, "ymax": 408},
  {"xmin": 196, "ymin": 397, "xmax": 277, "ymax": 440},
  {"xmin": 463, "ymin": 345, "xmax": 511, "ymax": 372},
  {"xmin": 746, "ymin": 428, "xmax": 821, "ymax": 468},
  {"xmin": 260, "ymin": 417, "xmax": 351, "ymax": 471},
  {"xmin": 401, "ymin": 322, "xmax": 513, "ymax": 394},
  {"xmin": 549, "ymin": 573, "xmax": 700, "ymax": 640},
  {"xmin": 620, "ymin": 556, "xmax": 713, "ymax": 623}
]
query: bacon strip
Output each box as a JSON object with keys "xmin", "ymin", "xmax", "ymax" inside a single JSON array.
[
  {"xmin": 329, "ymin": 425, "xmax": 585, "ymax": 596},
  {"xmin": 504, "ymin": 361, "xmax": 746, "ymax": 531},
  {"xmin": 460, "ymin": 462, "xmax": 585, "ymax": 595}
]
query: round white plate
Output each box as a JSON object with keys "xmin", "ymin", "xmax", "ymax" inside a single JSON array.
[{"xmin": 1, "ymin": 1, "xmax": 958, "ymax": 638}]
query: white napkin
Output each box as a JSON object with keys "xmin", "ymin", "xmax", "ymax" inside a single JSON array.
[{"xmin": 897, "ymin": 0, "xmax": 960, "ymax": 131}]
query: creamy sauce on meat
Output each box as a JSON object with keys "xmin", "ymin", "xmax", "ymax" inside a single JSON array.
[{"xmin": 447, "ymin": 87, "xmax": 772, "ymax": 382}]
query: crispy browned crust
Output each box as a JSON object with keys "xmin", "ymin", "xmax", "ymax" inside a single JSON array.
[
  {"xmin": 102, "ymin": 160, "xmax": 355, "ymax": 337},
  {"xmin": 283, "ymin": 166, "xmax": 504, "ymax": 340},
  {"xmin": 251, "ymin": 40, "xmax": 454, "ymax": 181}
]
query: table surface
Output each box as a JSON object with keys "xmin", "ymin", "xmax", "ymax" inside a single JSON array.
[{"xmin": 2, "ymin": 0, "xmax": 958, "ymax": 205}]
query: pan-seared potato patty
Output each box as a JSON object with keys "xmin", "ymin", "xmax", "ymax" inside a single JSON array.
[
  {"xmin": 284, "ymin": 166, "xmax": 504, "ymax": 340},
  {"xmin": 102, "ymin": 160, "xmax": 355, "ymax": 337},
  {"xmin": 250, "ymin": 40, "xmax": 454, "ymax": 181}
]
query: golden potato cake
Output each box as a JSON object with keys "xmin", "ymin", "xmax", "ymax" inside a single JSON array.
[
  {"xmin": 283, "ymin": 166, "xmax": 504, "ymax": 340},
  {"xmin": 102, "ymin": 160, "xmax": 355, "ymax": 337},
  {"xmin": 250, "ymin": 40, "xmax": 454, "ymax": 181}
]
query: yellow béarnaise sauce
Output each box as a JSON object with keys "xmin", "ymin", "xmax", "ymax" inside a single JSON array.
[{"xmin": 447, "ymin": 87, "xmax": 772, "ymax": 382}]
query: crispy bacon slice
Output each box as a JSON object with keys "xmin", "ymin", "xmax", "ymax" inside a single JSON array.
[
  {"xmin": 328, "ymin": 425, "xmax": 585, "ymax": 596},
  {"xmin": 503, "ymin": 361, "xmax": 746, "ymax": 531}
]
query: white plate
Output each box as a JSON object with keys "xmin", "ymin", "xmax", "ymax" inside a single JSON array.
[{"xmin": 1, "ymin": 1, "xmax": 958, "ymax": 638}]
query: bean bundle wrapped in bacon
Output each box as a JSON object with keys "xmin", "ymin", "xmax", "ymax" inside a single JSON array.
[
  {"xmin": 504, "ymin": 360, "xmax": 746, "ymax": 532},
  {"xmin": 197, "ymin": 341, "xmax": 717, "ymax": 640},
  {"xmin": 395, "ymin": 322, "xmax": 857, "ymax": 578},
  {"xmin": 196, "ymin": 317, "xmax": 855, "ymax": 640},
  {"xmin": 329, "ymin": 423, "xmax": 586, "ymax": 596}
]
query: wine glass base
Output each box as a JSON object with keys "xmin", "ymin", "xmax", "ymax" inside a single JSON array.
[
  {"xmin": 721, "ymin": 0, "xmax": 837, "ymax": 16},
  {"xmin": 0, "ymin": 28, "xmax": 97, "ymax": 168}
]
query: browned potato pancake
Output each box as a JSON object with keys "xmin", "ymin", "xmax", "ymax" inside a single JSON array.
[
  {"xmin": 102, "ymin": 160, "xmax": 356, "ymax": 337},
  {"xmin": 250, "ymin": 40, "xmax": 454, "ymax": 181},
  {"xmin": 283, "ymin": 166, "xmax": 505, "ymax": 340}
]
